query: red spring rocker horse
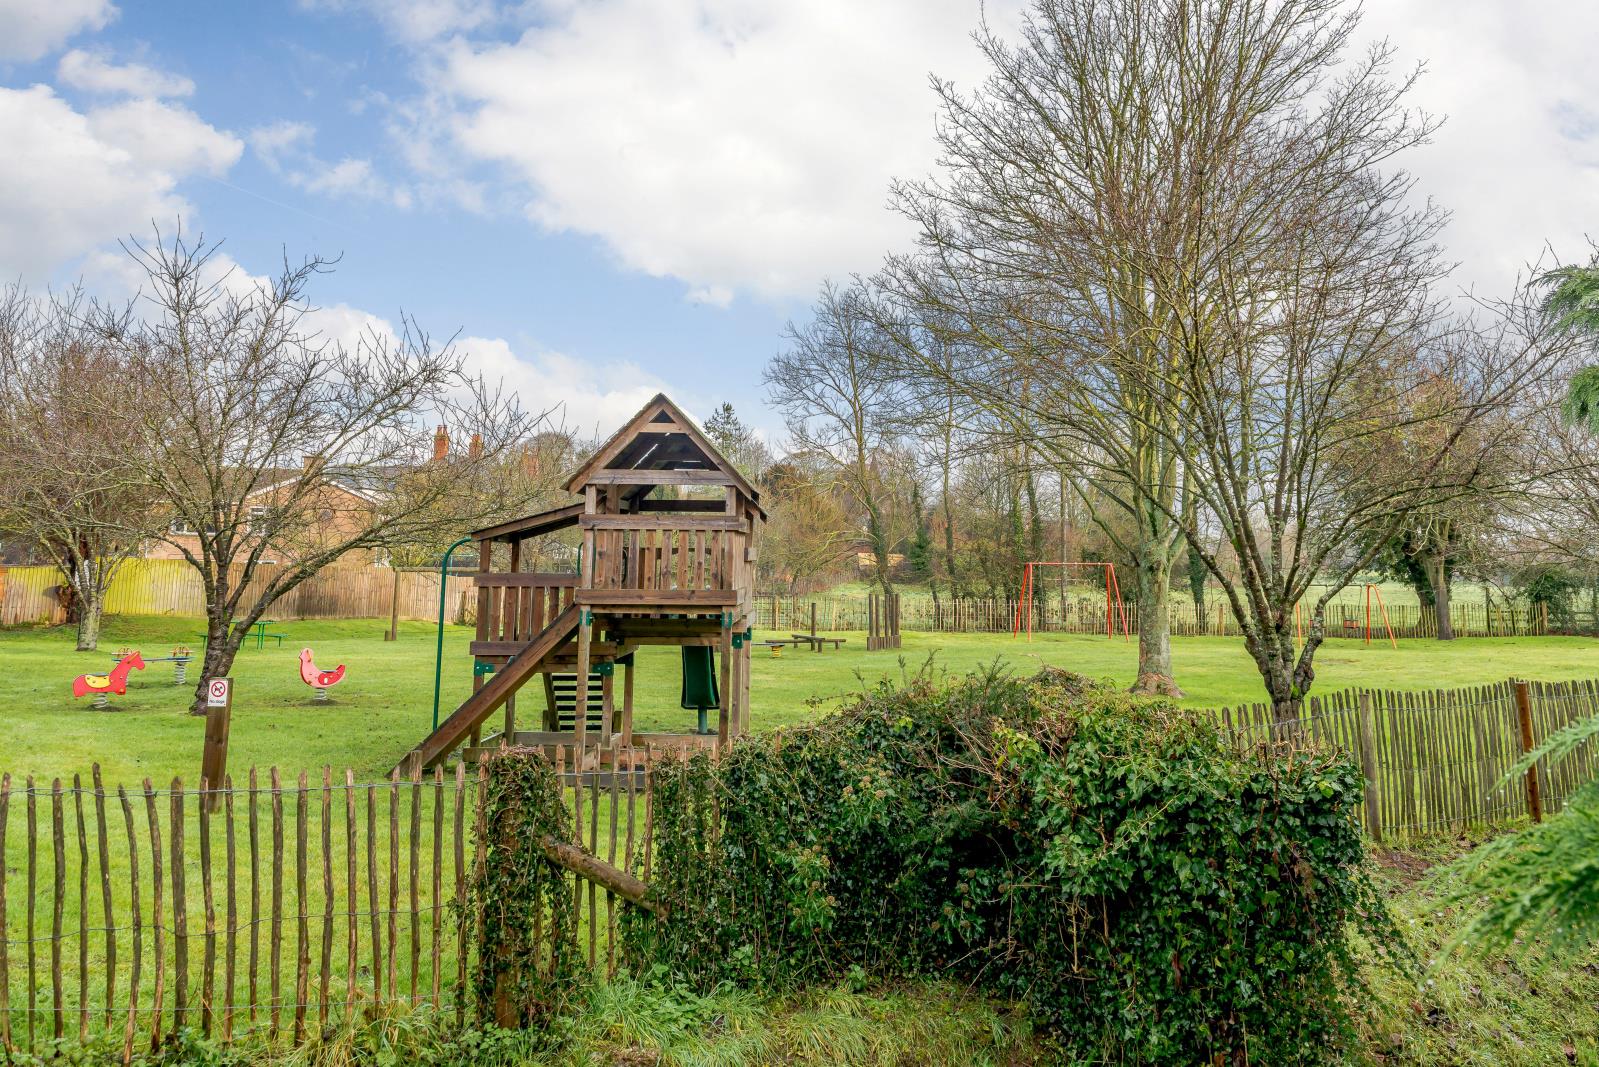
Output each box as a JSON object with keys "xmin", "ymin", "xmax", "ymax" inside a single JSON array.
[
  {"xmin": 299, "ymin": 648, "xmax": 346, "ymax": 703},
  {"xmin": 73, "ymin": 651, "xmax": 145, "ymax": 709}
]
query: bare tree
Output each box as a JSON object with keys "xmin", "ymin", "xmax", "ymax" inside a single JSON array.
[
  {"xmin": 108, "ymin": 230, "xmax": 552, "ymax": 715},
  {"xmin": 871, "ymin": 0, "xmax": 1578, "ymax": 714},
  {"xmin": 766, "ymin": 281, "xmax": 908, "ymax": 594},
  {"xmin": 877, "ymin": 0, "xmax": 1250, "ymax": 694},
  {"xmin": 758, "ymin": 457, "xmax": 855, "ymax": 593},
  {"xmin": 0, "ymin": 287, "xmax": 160, "ymax": 650}
]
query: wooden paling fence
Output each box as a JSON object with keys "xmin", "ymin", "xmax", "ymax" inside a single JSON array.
[
  {"xmin": 756, "ymin": 593, "xmax": 1570, "ymax": 638},
  {"xmin": 0, "ymin": 562, "xmax": 477, "ymax": 628},
  {"xmin": 0, "ymin": 754, "xmax": 656, "ymax": 1058},
  {"xmin": 1210, "ymin": 678, "xmax": 1599, "ymax": 839},
  {"xmin": 0, "ymin": 683, "xmax": 1593, "ymax": 1055}
]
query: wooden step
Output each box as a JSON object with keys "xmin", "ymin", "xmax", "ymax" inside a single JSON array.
[{"xmin": 550, "ymin": 671, "xmax": 606, "ymax": 731}]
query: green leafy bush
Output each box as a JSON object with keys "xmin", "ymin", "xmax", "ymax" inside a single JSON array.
[
  {"xmin": 630, "ymin": 668, "xmax": 1395, "ymax": 1063},
  {"xmin": 464, "ymin": 749, "xmax": 582, "ymax": 1028}
]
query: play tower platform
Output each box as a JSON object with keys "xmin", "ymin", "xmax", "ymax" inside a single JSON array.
[{"xmin": 399, "ymin": 394, "xmax": 763, "ymax": 773}]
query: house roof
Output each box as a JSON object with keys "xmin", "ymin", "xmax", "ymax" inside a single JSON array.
[{"xmin": 560, "ymin": 393, "xmax": 761, "ymax": 509}]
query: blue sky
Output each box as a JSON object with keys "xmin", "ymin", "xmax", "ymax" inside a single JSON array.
[{"xmin": 2, "ymin": 0, "xmax": 1597, "ymax": 440}]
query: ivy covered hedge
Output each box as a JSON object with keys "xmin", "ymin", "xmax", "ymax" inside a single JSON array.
[{"xmin": 628, "ymin": 668, "xmax": 1396, "ymax": 1063}]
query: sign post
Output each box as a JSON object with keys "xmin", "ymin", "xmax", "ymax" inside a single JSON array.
[{"xmin": 201, "ymin": 677, "xmax": 233, "ymax": 813}]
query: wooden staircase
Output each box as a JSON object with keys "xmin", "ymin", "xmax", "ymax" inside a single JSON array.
[
  {"xmin": 550, "ymin": 672, "xmax": 607, "ymax": 733},
  {"xmin": 400, "ymin": 603, "xmax": 581, "ymax": 772}
]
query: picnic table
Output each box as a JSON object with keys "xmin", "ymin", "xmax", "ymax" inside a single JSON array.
[
  {"xmin": 195, "ymin": 621, "xmax": 291, "ymax": 650},
  {"xmin": 790, "ymin": 633, "xmax": 848, "ymax": 652}
]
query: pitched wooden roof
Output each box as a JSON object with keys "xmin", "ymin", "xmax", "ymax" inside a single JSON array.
[{"xmin": 561, "ymin": 393, "xmax": 760, "ymax": 506}]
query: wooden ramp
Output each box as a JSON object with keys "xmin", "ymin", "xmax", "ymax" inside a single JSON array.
[{"xmin": 401, "ymin": 603, "xmax": 581, "ymax": 772}]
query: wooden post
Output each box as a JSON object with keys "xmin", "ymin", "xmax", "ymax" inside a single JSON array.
[
  {"xmin": 1514, "ymin": 680, "xmax": 1543, "ymax": 824},
  {"xmin": 386, "ymin": 566, "xmax": 400, "ymax": 641},
  {"xmin": 718, "ymin": 626, "xmax": 733, "ymax": 751},
  {"xmin": 1357, "ymin": 692, "xmax": 1382, "ymax": 842},
  {"xmin": 201, "ymin": 679, "xmax": 233, "ymax": 814},
  {"xmin": 574, "ymin": 615, "xmax": 592, "ymax": 758},
  {"xmin": 621, "ymin": 657, "xmax": 635, "ymax": 747}
]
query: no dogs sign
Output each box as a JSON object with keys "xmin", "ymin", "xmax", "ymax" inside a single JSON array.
[{"xmin": 207, "ymin": 678, "xmax": 231, "ymax": 708}]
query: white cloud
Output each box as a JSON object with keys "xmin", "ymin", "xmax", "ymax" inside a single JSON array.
[
  {"xmin": 0, "ymin": 85, "xmax": 239, "ymax": 281},
  {"xmin": 457, "ymin": 336, "xmax": 672, "ymax": 435},
  {"xmin": 57, "ymin": 49, "xmax": 194, "ymax": 98},
  {"xmin": 87, "ymin": 98, "xmax": 241, "ymax": 176},
  {"xmin": 249, "ymin": 119, "xmax": 316, "ymax": 166},
  {"xmin": 339, "ymin": 0, "xmax": 1593, "ymax": 307},
  {"xmin": 1360, "ymin": 2, "xmax": 1599, "ymax": 296},
  {"xmin": 293, "ymin": 312, "xmax": 677, "ymax": 433},
  {"xmin": 431, "ymin": 0, "xmax": 1023, "ymax": 302},
  {"xmin": 0, "ymin": 0, "xmax": 115, "ymax": 62},
  {"xmin": 249, "ymin": 120, "xmax": 412, "ymax": 208}
]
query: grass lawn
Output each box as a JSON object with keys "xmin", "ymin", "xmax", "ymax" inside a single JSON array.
[
  {"xmin": 0, "ymin": 614, "xmax": 1595, "ymax": 785},
  {"xmin": 0, "ymin": 615, "xmax": 1596, "ymax": 1063}
]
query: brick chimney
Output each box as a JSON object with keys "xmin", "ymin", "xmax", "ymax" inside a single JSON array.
[
  {"xmin": 433, "ymin": 425, "xmax": 450, "ymax": 461},
  {"xmin": 468, "ymin": 433, "xmax": 483, "ymax": 460}
]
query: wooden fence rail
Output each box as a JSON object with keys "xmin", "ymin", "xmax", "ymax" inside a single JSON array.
[
  {"xmin": 0, "ymin": 680, "xmax": 1593, "ymax": 1055},
  {"xmin": 0, "ymin": 753, "xmax": 657, "ymax": 1058},
  {"xmin": 1208, "ymin": 677, "xmax": 1599, "ymax": 839},
  {"xmin": 755, "ymin": 594, "xmax": 1582, "ymax": 638}
]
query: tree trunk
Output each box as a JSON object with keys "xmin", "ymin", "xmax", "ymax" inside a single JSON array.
[
  {"xmin": 1427, "ymin": 553, "xmax": 1454, "ymax": 641},
  {"xmin": 865, "ymin": 502, "xmax": 894, "ymax": 594},
  {"xmin": 75, "ymin": 595, "xmax": 102, "ymax": 652},
  {"xmin": 1244, "ymin": 614, "xmax": 1318, "ymax": 729},
  {"xmin": 189, "ymin": 616, "xmax": 244, "ymax": 716},
  {"xmin": 1130, "ymin": 545, "xmax": 1181, "ymax": 696}
]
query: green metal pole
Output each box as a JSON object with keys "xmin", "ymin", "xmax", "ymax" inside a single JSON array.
[{"xmin": 433, "ymin": 536, "xmax": 474, "ymax": 731}]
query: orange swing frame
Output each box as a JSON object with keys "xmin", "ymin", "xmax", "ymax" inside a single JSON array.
[
  {"xmin": 1293, "ymin": 584, "xmax": 1397, "ymax": 649},
  {"xmin": 1013, "ymin": 561, "xmax": 1132, "ymax": 642}
]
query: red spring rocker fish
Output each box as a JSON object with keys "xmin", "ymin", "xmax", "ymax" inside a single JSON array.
[
  {"xmin": 73, "ymin": 651, "xmax": 145, "ymax": 699},
  {"xmin": 299, "ymin": 648, "xmax": 346, "ymax": 699}
]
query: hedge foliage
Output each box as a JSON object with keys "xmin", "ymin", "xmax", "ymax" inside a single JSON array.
[
  {"xmin": 628, "ymin": 667, "xmax": 1397, "ymax": 1063},
  {"xmin": 465, "ymin": 750, "xmax": 582, "ymax": 1028}
]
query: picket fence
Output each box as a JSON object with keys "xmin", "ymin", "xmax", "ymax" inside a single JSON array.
[
  {"xmin": 5, "ymin": 564, "xmax": 1584, "ymax": 639},
  {"xmin": 1210, "ymin": 678, "xmax": 1599, "ymax": 839},
  {"xmin": 0, "ymin": 751, "xmax": 656, "ymax": 1059},
  {"xmin": 0, "ymin": 562, "xmax": 477, "ymax": 628},
  {"xmin": 0, "ymin": 677, "xmax": 1595, "ymax": 1055},
  {"xmin": 757, "ymin": 593, "xmax": 1571, "ymax": 639}
]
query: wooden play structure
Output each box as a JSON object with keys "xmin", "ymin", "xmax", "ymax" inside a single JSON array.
[
  {"xmin": 867, "ymin": 590, "xmax": 901, "ymax": 650},
  {"xmin": 399, "ymin": 394, "xmax": 763, "ymax": 773}
]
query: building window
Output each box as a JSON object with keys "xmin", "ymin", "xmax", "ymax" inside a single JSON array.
[{"xmin": 248, "ymin": 505, "xmax": 269, "ymax": 534}]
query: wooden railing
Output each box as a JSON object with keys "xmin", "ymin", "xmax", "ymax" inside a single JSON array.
[
  {"xmin": 583, "ymin": 517, "xmax": 742, "ymax": 597},
  {"xmin": 473, "ymin": 573, "xmax": 576, "ymax": 650}
]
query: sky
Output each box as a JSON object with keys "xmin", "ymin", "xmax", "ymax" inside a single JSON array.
[{"xmin": 1, "ymin": 0, "xmax": 1596, "ymax": 442}]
